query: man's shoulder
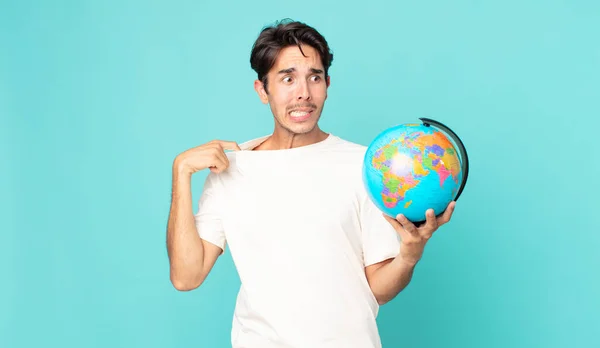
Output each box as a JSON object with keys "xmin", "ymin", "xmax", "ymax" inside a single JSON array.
[
  {"xmin": 327, "ymin": 135, "xmax": 369, "ymax": 156},
  {"xmin": 331, "ymin": 135, "xmax": 366, "ymax": 147}
]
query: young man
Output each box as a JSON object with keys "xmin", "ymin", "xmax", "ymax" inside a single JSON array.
[{"xmin": 166, "ymin": 20, "xmax": 455, "ymax": 348}]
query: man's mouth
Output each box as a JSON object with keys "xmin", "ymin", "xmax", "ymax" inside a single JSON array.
[{"xmin": 289, "ymin": 109, "xmax": 314, "ymax": 122}]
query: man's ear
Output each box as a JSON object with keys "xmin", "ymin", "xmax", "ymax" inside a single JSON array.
[
  {"xmin": 326, "ymin": 75, "xmax": 330, "ymax": 88},
  {"xmin": 254, "ymin": 79, "xmax": 269, "ymax": 104}
]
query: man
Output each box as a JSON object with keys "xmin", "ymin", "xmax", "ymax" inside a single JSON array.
[{"xmin": 166, "ymin": 19, "xmax": 455, "ymax": 348}]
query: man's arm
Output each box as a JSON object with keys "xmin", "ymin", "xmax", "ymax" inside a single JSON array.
[
  {"xmin": 166, "ymin": 140, "xmax": 240, "ymax": 291},
  {"xmin": 365, "ymin": 257, "xmax": 416, "ymax": 305},
  {"xmin": 166, "ymin": 166, "xmax": 222, "ymax": 291},
  {"xmin": 365, "ymin": 202, "xmax": 456, "ymax": 305}
]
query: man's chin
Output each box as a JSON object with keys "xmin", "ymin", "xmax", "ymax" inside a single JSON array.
[{"xmin": 281, "ymin": 121, "xmax": 318, "ymax": 135}]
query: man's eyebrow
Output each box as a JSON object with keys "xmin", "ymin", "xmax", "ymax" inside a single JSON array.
[
  {"xmin": 277, "ymin": 67, "xmax": 324, "ymax": 74},
  {"xmin": 278, "ymin": 68, "xmax": 296, "ymax": 74}
]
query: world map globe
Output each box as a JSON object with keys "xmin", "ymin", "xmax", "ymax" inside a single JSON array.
[{"xmin": 362, "ymin": 118, "xmax": 469, "ymax": 225}]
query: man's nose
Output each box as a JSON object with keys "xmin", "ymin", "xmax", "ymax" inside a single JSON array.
[{"xmin": 296, "ymin": 81, "xmax": 311, "ymax": 100}]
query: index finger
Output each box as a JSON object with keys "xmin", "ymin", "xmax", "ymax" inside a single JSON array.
[
  {"xmin": 395, "ymin": 214, "xmax": 419, "ymax": 236},
  {"xmin": 214, "ymin": 140, "xmax": 241, "ymax": 151}
]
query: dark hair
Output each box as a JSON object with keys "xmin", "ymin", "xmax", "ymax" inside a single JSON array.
[{"xmin": 250, "ymin": 19, "xmax": 334, "ymax": 93}]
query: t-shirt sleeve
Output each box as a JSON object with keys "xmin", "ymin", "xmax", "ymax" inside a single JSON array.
[
  {"xmin": 194, "ymin": 173, "xmax": 226, "ymax": 251},
  {"xmin": 359, "ymin": 193, "xmax": 401, "ymax": 267}
]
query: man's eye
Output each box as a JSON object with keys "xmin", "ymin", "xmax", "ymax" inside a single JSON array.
[
  {"xmin": 283, "ymin": 77, "xmax": 293, "ymax": 83},
  {"xmin": 310, "ymin": 75, "xmax": 321, "ymax": 82}
]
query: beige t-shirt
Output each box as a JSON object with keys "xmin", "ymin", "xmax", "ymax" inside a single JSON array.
[{"xmin": 195, "ymin": 134, "xmax": 401, "ymax": 348}]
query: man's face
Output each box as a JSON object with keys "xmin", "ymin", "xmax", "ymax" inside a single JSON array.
[{"xmin": 255, "ymin": 44, "xmax": 330, "ymax": 135}]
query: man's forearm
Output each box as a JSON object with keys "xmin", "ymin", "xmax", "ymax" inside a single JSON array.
[
  {"xmin": 166, "ymin": 165, "xmax": 205, "ymax": 289},
  {"xmin": 370, "ymin": 205, "xmax": 455, "ymax": 305},
  {"xmin": 369, "ymin": 256, "xmax": 417, "ymax": 305}
]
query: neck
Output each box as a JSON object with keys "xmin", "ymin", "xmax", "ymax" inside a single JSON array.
[{"xmin": 256, "ymin": 126, "xmax": 329, "ymax": 150}]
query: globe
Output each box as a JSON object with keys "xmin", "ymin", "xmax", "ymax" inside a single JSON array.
[{"xmin": 362, "ymin": 118, "xmax": 469, "ymax": 225}]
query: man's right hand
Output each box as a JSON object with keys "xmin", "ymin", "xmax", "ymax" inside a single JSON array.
[{"xmin": 174, "ymin": 140, "xmax": 241, "ymax": 175}]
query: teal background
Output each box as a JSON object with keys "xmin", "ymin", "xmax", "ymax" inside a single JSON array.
[{"xmin": 2, "ymin": 0, "xmax": 599, "ymax": 347}]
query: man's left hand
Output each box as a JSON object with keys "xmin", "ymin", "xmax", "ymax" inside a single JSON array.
[{"xmin": 383, "ymin": 201, "xmax": 456, "ymax": 266}]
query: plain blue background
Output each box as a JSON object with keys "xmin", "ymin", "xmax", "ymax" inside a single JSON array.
[{"xmin": 2, "ymin": 0, "xmax": 599, "ymax": 347}]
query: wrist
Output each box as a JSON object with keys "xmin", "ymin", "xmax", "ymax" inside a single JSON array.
[
  {"xmin": 173, "ymin": 156, "xmax": 193, "ymax": 177},
  {"xmin": 389, "ymin": 254, "xmax": 418, "ymax": 271},
  {"xmin": 395, "ymin": 255, "xmax": 419, "ymax": 268},
  {"xmin": 397, "ymin": 242, "xmax": 423, "ymax": 267}
]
